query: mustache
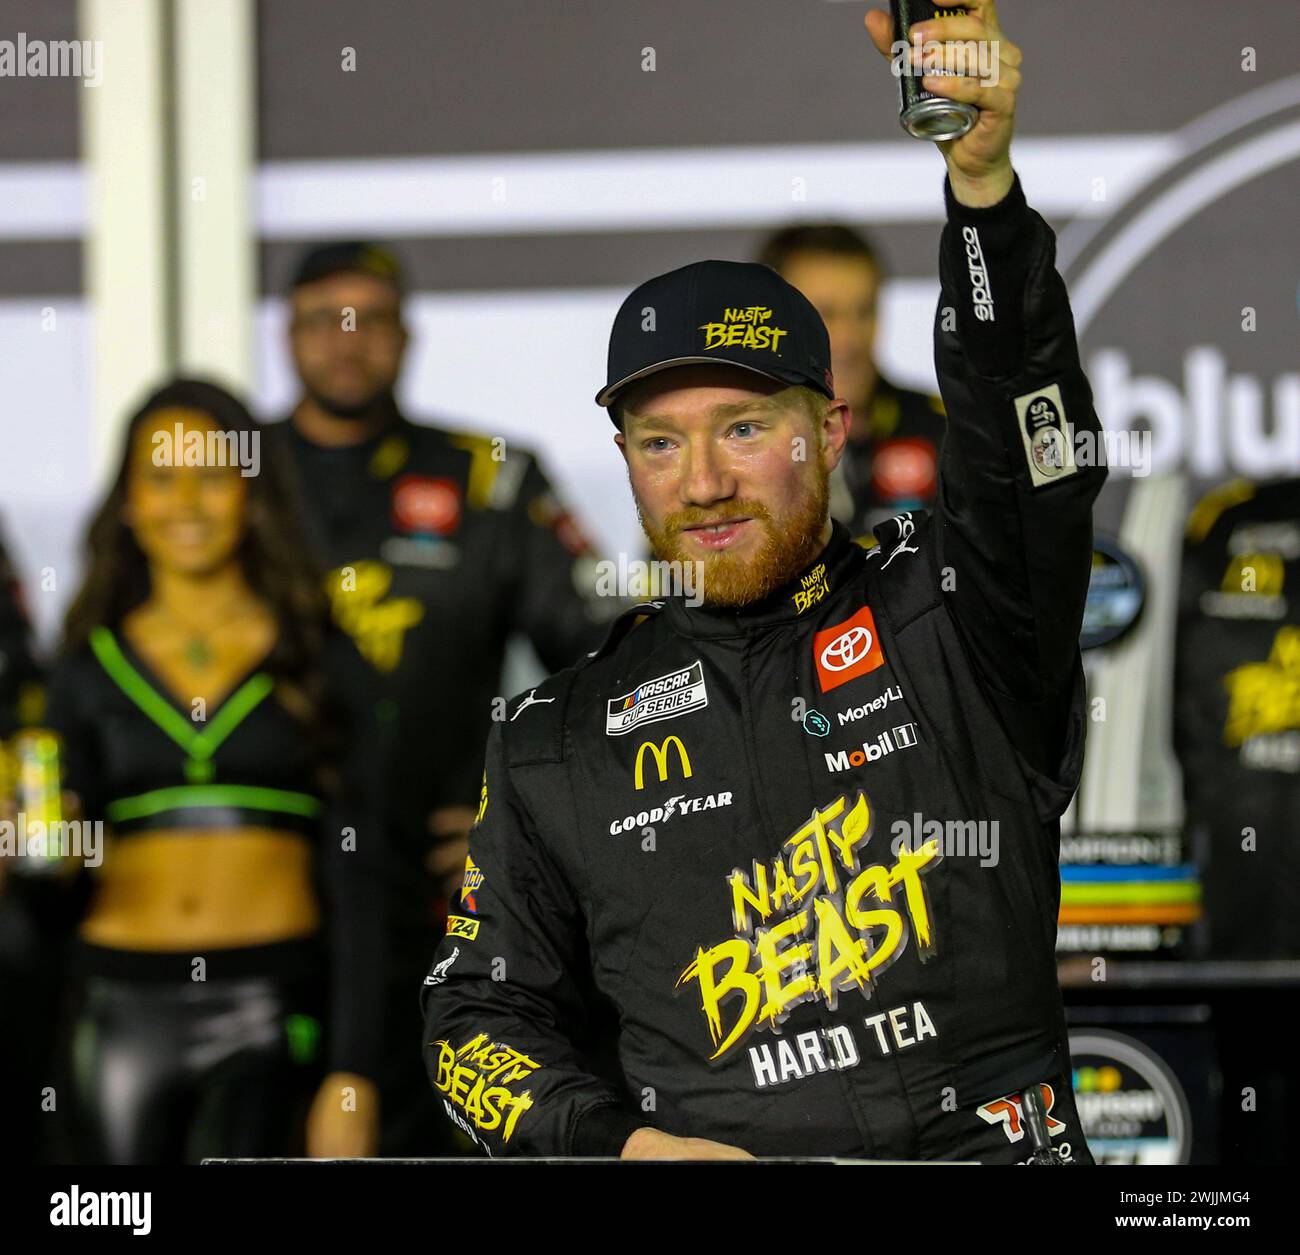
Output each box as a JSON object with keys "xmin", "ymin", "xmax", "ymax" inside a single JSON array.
[{"xmin": 664, "ymin": 501, "xmax": 774, "ymax": 533}]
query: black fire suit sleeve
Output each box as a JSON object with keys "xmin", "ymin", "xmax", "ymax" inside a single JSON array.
[
  {"xmin": 420, "ymin": 720, "xmax": 642, "ymax": 1157},
  {"xmin": 504, "ymin": 454, "xmax": 612, "ymax": 674},
  {"xmin": 931, "ymin": 171, "xmax": 1107, "ymax": 786}
]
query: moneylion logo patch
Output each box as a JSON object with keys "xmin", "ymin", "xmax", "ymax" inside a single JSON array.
[
  {"xmin": 699, "ymin": 305, "xmax": 788, "ymax": 354},
  {"xmin": 607, "ymin": 660, "xmax": 708, "ymax": 735}
]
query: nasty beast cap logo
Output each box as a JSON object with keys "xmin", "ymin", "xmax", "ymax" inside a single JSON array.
[
  {"xmin": 606, "ymin": 660, "xmax": 708, "ymax": 736},
  {"xmin": 699, "ymin": 305, "xmax": 788, "ymax": 355}
]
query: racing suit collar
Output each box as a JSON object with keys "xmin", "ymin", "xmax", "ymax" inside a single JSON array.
[{"xmin": 660, "ymin": 519, "xmax": 860, "ymax": 638}]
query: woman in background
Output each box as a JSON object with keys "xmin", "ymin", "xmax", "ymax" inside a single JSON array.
[{"xmin": 35, "ymin": 378, "xmax": 386, "ymax": 1163}]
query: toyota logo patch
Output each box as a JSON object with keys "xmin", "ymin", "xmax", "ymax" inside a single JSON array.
[{"xmin": 813, "ymin": 605, "xmax": 886, "ymax": 693}]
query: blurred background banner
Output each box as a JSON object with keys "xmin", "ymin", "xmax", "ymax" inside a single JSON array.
[{"xmin": 2, "ymin": 0, "xmax": 1297, "ymax": 644}]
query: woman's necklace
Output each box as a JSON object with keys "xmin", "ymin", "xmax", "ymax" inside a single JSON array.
[{"xmin": 154, "ymin": 596, "xmax": 251, "ymax": 670}]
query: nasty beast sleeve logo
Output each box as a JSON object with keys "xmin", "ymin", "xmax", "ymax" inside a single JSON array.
[
  {"xmin": 677, "ymin": 791, "xmax": 942, "ymax": 1060},
  {"xmin": 432, "ymin": 1032, "xmax": 539, "ymax": 1144}
]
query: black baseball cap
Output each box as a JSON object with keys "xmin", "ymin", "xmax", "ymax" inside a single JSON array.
[
  {"xmin": 596, "ymin": 259, "xmax": 834, "ymax": 418},
  {"xmin": 289, "ymin": 241, "xmax": 404, "ymax": 294}
]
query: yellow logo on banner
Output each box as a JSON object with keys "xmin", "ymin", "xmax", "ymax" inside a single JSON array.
[
  {"xmin": 1223, "ymin": 626, "xmax": 1300, "ymax": 746},
  {"xmin": 1220, "ymin": 552, "xmax": 1285, "ymax": 596}
]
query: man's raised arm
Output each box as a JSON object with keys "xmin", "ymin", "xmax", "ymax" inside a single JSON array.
[
  {"xmin": 865, "ymin": 3, "xmax": 1107, "ymax": 777},
  {"xmin": 931, "ymin": 171, "xmax": 1107, "ymax": 724}
]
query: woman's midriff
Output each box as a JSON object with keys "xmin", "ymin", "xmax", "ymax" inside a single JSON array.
[{"xmin": 79, "ymin": 827, "xmax": 320, "ymax": 949}]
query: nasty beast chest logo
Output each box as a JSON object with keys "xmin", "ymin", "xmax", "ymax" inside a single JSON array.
[
  {"xmin": 699, "ymin": 305, "xmax": 788, "ymax": 354},
  {"xmin": 677, "ymin": 791, "xmax": 942, "ymax": 1060}
]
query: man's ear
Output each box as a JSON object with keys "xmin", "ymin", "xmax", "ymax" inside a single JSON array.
[
  {"xmin": 820, "ymin": 400, "xmax": 851, "ymax": 471},
  {"xmin": 614, "ymin": 430, "xmax": 629, "ymax": 465}
]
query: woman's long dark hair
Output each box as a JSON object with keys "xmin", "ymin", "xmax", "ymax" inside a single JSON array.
[{"xmin": 61, "ymin": 378, "xmax": 340, "ymax": 778}]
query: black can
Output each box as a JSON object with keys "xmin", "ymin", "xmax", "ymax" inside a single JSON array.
[{"xmin": 890, "ymin": 0, "xmax": 978, "ymax": 141}]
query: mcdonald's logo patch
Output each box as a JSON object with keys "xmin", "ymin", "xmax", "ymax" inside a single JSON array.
[{"xmin": 634, "ymin": 735, "xmax": 693, "ymax": 790}]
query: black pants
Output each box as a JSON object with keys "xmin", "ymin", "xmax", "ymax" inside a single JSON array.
[{"xmin": 68, "ymin": 938, "xmax": 325, "ymax": 1165}]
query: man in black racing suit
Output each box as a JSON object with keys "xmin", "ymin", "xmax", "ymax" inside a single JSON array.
[{"xmin": 421, "ymin": 2, "xmax": 1104, "ymax": 1162}]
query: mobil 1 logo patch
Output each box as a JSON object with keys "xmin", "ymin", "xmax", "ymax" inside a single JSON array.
[
  {"xmin": 606, "ymin": 659, "xmax": 708, "ymax": 736},
  {"xmin": 1015, "ymin": 382, "xmax": 1078, "ymax": 488}
]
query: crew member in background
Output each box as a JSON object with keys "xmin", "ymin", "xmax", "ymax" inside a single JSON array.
[
  {"xmin": 263, "ymin": 242, "xmax": 615, "ymax": 1154},
  {"xmin": 758, "ymin": 223, "xmax": 946, "ymax": 537},
  {"xmin": 1176, "ymin": 475, "xmax": 1300, "ymax": 1163}
]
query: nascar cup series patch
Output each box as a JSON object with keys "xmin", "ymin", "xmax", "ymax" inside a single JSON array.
[
  {"xmin": 606, "ymin": 660, "xmax": 709, "ymax": 736},
  {"xmin": 1014, "ymin": 383, "xmax": 1079, "ymax": 489}
]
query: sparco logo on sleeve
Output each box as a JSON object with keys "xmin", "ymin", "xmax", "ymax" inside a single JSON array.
[
  {"xmin": 962, "ymin": 226, "xmax": 994, "ymax": 322},
  {"xmin": 606, "ymin": 660, "xmax": 709, "ymax": 735}
]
